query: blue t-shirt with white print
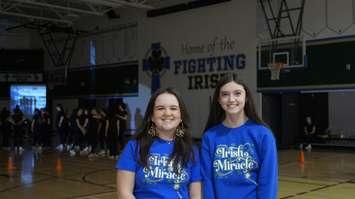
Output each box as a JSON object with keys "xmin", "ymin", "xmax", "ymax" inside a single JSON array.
[
  {"xmin": 116, "ymin": 138, "xmax": 201, "ymax": 199},
  {"xmin": 200, "ymin": 120, "xmax": 278, "ymax": 199}
]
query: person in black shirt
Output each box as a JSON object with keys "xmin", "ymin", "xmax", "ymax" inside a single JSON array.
[
  {"xmin": 10, "ymin": 105, "xmax": 26, "ymax": 154},
  {"xmin": 31, "ymin": 109, "xmax": 42, "ymax": 151},
  {"xmin": 87, "ymin": 107, "xmax": 102, "ymax": 157},
  {"xmin": 0, "ymin": 107, "xmax": 11, "ymax": 149},
  {"xmin": 117, "ymin": 103, "xmax": 128, "ymax": 149},
  {"xmin": 55, "ymin": 104, "xmax": 68, "ymax": 152},
  {"xmin": 76, "ymin": 108, "xmax": 89, "ymax": 155},
  {"xmin": 303, "ymin": 116, "xmax": 316, "ymax": 151},
  {"xmin": 98, "ymin": 108, "xmax": 109, "ymax": 156},
  {"xmin": 39, "ymin": 108, "xmax": 51, "ymax": 150}
]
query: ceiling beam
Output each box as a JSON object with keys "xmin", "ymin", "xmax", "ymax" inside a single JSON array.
[
  {"xmin": 77, "ymin": 0, "xmax": 122, "ymax": 8},
  {"xmin": 12, "ymin": 0, "xmax": 104, "ymax": 16},
  {"xmin": 78, "ymin": 0, "xmax": 153, "ymax": 9},
  {"xmin": 0, "ymin": 10, "xmax": 72, "ymax": 24},
  {"xmin": 107, "ymin": 0, "xmax": 154, "ymax": 9}
]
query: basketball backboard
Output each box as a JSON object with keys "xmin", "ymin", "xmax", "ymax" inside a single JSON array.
[{"xmin": 257, "ymin": 36, "xmax": 306, "ymax": 70}]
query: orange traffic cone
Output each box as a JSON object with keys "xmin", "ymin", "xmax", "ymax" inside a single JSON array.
[
  {"xmin": 55, "ymin": 158, "xmax": 63, "ymax": 171},
  {"xmin": 298, "ymin": 148, "xmax": 305, "ymax": 164},
  {"xmin": 7, "ymin": 157, "xmax": 16, "ymax": 170}
]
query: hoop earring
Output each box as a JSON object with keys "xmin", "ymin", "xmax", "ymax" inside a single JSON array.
[
  {"xmin": 148, "ymin": 123, "xmax": 156, "ymax": 137},
  {"xmin": 176, "ymin": 122, "xmax": 185, "ymax": 137}
]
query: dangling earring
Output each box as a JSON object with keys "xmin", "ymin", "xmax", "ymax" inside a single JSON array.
[
  {"xmin": 176, "ymin": 122, "xmax": 185, "ymax": 137},
  {"xmin": 148, "ymin": 122, "xmax": 156, "ymax": 137}
]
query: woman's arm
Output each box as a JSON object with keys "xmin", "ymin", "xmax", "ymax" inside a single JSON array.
[
  {"xmin": 76, "ymin": 118, "xmax": 82, "ymax": 128},
  {"xmin": 58, "ymin": 116, "xmax": 64, "ymax": 127},
  {"xmin": 105, "ymin": 120, "xmax": 109, "ymax": 136},
  {"xmin": 97, "ymin": 122, "xmax": 102, "ymax": 134},
  {"xmin": 189, "ymin": 181, "xmax": 202, "ymax": 199},
  {"xmin": 116, "ymin": 170, "xmax": 135, "ymax": 199},
  {"xmin": 31, "ymin": 119, "xmax": 35, "ymax": 132},
  {"xmin": 117, "ymin": 112, "xmax": 128, "ymax": 120},
  {"xmin": 257, "ymin": 131, "xmax": 278, "ymax": 199},
  {"xmin": 311, "ymin": 125, "xmax": 316, "ymax": 135},
  {"xmin": 200, "ymin": 135, "xmax": 216, "ymax": 199},
  {"xmin": 84, "ymin": 118, "xmax": 88, "ymax": 128}
]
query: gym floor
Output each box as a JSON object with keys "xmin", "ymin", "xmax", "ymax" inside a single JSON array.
[{"xmin": 1, "ymin": 148, "xmax": 355, "ymax": 199}]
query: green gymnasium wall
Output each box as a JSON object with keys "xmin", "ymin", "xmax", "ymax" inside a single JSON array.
[{"xmin": 52, "ymin": 62, "xmax": 138, "ymax": 97}]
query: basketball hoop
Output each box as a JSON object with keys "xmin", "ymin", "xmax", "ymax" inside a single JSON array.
[{"xmin": 268, "ymin": 62, "xmax": 284, "ymax": 80}]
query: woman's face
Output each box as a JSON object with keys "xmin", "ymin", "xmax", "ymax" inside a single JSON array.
[
  {"xmin": 151, "ymin": 93, "xmax": 181, "ymax": 135},
  {"xmin": 218, "ymin": 81, "xmax": 246, "ymax": 116}
]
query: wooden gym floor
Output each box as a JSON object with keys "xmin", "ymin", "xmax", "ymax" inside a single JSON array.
[{"xmin": 1, "ymin": 148, "xmax": 355, "ymax": 199}]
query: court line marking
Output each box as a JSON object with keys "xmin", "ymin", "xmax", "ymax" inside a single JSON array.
[{"xmin": 280, "ymin": 179, "xmax": 355, "ymax": 199}]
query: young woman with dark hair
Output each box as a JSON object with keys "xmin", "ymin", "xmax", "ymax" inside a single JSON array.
[
  {"xmin": 87, "ymin": 107, "xmax": 102, "ymax": 157},
  {"xmin": 39, "ymin": 108, "xmax": 51, "ymax": 150},
  {"xmin": 97, "ymin": 108, "xmax": 109, "ymax": 156},
  {"xmin": 116, "ymin": 103, "xmax": 128, "ymax": 149},
  {"xmin": 67, "ymin": 108, "xmax": 78, "ymax": 156},
  {"xmin": 55, "ymin": 104, "xmax": 68, "ymax": 152},
  {"xmin": 10, "ymin": 105, "xmax": 26, "ymax": 154},
  {"xmin": 108, "ymin": 106, "xmax": 120, "ymax": 159},
  {"xmin": 75, "ymin": 108, "xmax": 89, "ymax": 155},
  {"xmin": 116, "ymin": 87, "xmax": 201, "ymax": 199},
  {"xmin": 31, "ymin": 108, "xmax": 42, "ymax": 151},
  {"xmin": 201, "ymin": 74, "xmax": 278, "ymax": 199}
]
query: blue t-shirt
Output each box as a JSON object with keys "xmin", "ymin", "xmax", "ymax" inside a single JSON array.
[
  {"xmin": 116, "ymin": 138, "xmax": 201, "ymax": 199},
  {"xmin": 200, "ymin": 120, "xmax": 278, "ymax": 199}
]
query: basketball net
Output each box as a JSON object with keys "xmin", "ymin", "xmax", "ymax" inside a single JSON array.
[{"xmin": 268, "ymin": 62, "xmax": 284, "ymax": 80}]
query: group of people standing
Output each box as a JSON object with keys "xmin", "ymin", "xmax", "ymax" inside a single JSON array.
[
  {"xmin": 115, "ymin": 74, "xmax": 278, "ymax": 199},
  {"xmin": 0, "ymin": 105, "xmax": 50, "ymax": 154},
  {"xmin": 0, "ymin": 102, "xmax": 129, "ymax": 160},
  {"xmin": 53, "ymin": 103, "xmax": 128, "ymax": 159}
]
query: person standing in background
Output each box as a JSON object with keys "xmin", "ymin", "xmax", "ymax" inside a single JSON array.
[
  {"xmin": 116, "ymin": 103, "xmax": 128, "ymax": 150},
  {"xmin": 108, "ymin": 107, "xmax": 120, "ymax": 159},
  {"xmin": 55, "ymin": 104, "xmax": 68, "ymax": 152},
  {"xmin": 10, "ymin": 105, "xmax": 26, "ymax": 154},
  {"xmin": 39, "ymin": 108, "xmax": 51, "ymax": 150},
  {"xmin": 0, "ymin": 107, "xmax": 11, "ymax": 150},
  {"xmin": 76, "ymin": 108, "xmax": 89, "ymax": 155},
  {"xmin": 87, "ymin": 107, "xmax": 102, "ymax": 157},
  {"xmin": 31, "ymin": 108, "xmax": 42, "ymax": 152},
  {"xmin": 303, "ymin": 116, "xmax": 316, "ymax": 152},
  {"xmin": 98, "ymin": 108, "xmax": 109, "ymax": 156}
]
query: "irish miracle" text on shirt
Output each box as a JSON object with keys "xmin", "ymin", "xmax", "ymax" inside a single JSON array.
[
  {"xmin": 143, "ymin": 154, "xmax": 189, "ymax": 183},
  {"xmin": 213, "ymin": 144, "xmax": 258, "ymax": 177}
]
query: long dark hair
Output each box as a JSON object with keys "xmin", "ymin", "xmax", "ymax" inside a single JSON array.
[
  {"xmin": 133, "ymin": 87, "xmax": 194, "ymax": 173},
  {"xmin": 204, "ymin": 73, "xmax": 266, "ymax": 132}
]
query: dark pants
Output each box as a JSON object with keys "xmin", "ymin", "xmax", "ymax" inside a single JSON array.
[
  {"xmin": 13, "ymin": 125, "xmax": 24, "ymax": 148},
  {"xmin": 108, "ymin": 132, "xmax": 119, "ymax": 156},
  {"xmin": 58, "ymin": 127, "xmax": 68, "ymax": 145}
]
